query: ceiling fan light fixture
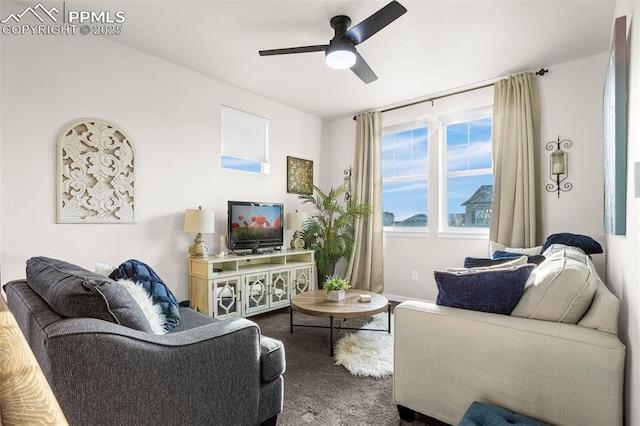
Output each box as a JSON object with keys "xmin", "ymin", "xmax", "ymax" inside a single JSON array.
[{"xmin": 325, "ymin": 43, "xmax": 356, "ymax": 69}]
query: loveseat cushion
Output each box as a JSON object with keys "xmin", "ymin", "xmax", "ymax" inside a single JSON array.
[
  {"xmin": 435, "ymin": 264, "xmax": 535, "ymax": 315},
  {"xmin": 109, "ymin": 259, "xmax": 180, "ymax": 331},
  {"xmin": 511, "ymin": 248, "xmax": 597, "ymax": 323},
  {"xmin": 26, "ymin": 257, "xmax": 153, "ymax": 332}
]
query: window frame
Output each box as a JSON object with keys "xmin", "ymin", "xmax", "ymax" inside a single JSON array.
[
  {"xmin": 381, "ymin": 120, "xmax": 429, "ymax": 235},
  {"xmin": 438, "ymin": 106, "xmax": 493, "ymax": 238}
]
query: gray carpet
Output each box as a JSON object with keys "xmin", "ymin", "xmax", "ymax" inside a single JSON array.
[{"xmin": 251, "ymin": 306, "xmax": 450, "ymax": 426}]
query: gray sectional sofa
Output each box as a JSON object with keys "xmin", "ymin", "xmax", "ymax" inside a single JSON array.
[{"xmin": 4, "ymin": 257, "xmax": 285, "ymax": 426}]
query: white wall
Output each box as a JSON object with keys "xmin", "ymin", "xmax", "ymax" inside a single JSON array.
[
  {"xmin": 537, "ymin": 53, "xmax": 609, "ymax": 277},
  {"xmin": 605, "ymin": 3, "xmax": 640, "ymax": 425},
  {"xmin": 330, "ymin": 53, "xmax": 608, "ymax": 302},
  {"xmin": 0, "ymin": 32, "xmax": 324, "ymax": 301}
]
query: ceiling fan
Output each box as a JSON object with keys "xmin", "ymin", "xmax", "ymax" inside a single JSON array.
[{"xmin": 258, "ymin": 1, "xmax": 407, "ymax": 84}]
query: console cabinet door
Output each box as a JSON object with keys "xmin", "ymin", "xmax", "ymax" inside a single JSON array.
[
  {"xmin": 212, "ymin": 276, "xmax": 242, "ymax": 320},
  {"xmin": 269, "ymin": 269, "xmax": 290, "ymax": 309},
  {"xmin": 292, "ymin": 265, "xmax": 313, "ymax": 295},
  {"xmin": 244, "ymin": 272, "xmax": 269, "ymax": 315}
]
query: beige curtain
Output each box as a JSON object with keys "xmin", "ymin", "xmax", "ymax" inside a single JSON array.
[
  {"xmin": 345, "ymin": 111, "xmax": 384, "ymax": 293},
  {"xmin": 490, "ymin": 72, "xmax": 541, "ymax": 247}
]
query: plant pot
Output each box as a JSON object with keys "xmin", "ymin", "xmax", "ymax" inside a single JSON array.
[{"xmin": 326, "ymin": 290, "xmax": 345, "ymax": 302}]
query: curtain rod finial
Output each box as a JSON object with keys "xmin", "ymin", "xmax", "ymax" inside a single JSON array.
[{"xmin": 536, "ymin": 68, "xmax": 549, "ymax": 76}]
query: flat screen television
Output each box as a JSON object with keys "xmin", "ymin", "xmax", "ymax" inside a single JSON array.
[{"xmin": 227, "ymin": 201, "xmax": 284, "ymax": 254}]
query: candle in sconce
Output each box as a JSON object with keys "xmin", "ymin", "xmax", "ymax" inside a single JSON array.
[{"xmin": 551, "ymin": 153, "xmax": 565, "ymax": 175}]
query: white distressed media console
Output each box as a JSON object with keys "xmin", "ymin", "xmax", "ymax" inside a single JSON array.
[{"xmin": 188, "ymin": 249, "xmax": 315, "ymax": 319}]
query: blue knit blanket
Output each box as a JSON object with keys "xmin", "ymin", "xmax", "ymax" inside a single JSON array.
[{"xmin": 110, "ymin": 259, "xmax": 180, "ymax": 331}]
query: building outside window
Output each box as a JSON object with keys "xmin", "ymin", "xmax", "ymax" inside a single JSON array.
[{"xmin": 443, "ymin": 108, "xmax": 493, "ymax": 230}]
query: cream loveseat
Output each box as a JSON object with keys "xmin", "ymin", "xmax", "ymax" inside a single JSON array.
[{"xmin": 393, "ymin": 245, "xmax": 626, "ymax": 426}]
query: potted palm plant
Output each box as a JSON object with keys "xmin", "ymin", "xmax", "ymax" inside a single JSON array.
[{"xmin": 299, "ymin": 184, "xmax": 372, "ymax": 288}]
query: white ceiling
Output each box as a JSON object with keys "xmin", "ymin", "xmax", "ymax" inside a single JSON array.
[{"xmin": 103, "ymin": 0, "xmax": 617, "ymax": 120}]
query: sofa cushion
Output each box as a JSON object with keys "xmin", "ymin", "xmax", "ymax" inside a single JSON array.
[
  {"xmin": 541, "ymin": 232, "xmax": 603, "ymax": 255},
  {"xmin": 109, "ymin": 259, "xmax": 180, "ymax": 331},
  {"xmin": 511, "ymin": 248, "xmax": 598, "ymax": 323},
  {"xmin": 26, "ymin": 257, "xmax": 153, "ymax": 332},
  {"xmin": 435, "ymin": 264, "xmax": 535, "ymax": 315}
]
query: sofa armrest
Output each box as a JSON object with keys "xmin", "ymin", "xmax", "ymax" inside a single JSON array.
[
  {"xmin": 260, "ymin": 336, "xmax": 285, "ymax": 383},
  {"xmin": 393, "ymin": 301, "xmax": 625, "ymax": 426},
  {"xmin": 43, "ymin": 317, "xmax": 264, "ymax": 425}
]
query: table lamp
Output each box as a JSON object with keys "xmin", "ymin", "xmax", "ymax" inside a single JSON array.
[
  {"xmin": 286, "ymin": 211, "xmax": 308, "ymax": 249},
  {"xmin": 183, "ymin": 206, "xmax": 216, "ymax": 258}
]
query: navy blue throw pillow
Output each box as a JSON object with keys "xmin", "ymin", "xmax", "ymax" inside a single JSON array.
[
  {"xmin": 110, "ymin": 259, "xmax": 180, "ymax": 330},
  {"xmin": 492, "ymin": 251, "xmax": 546, "ymax": 265},
  {"xmin": 542, "ymin": 233, "xmax": 603, "ymax": 255},
  {"xmin": 464, "ymin": 257, "xmax": 524, "ymax": 268},
  {"xmin": 435, "ymin": 265, "xmax": 535, "ymax": 315}
]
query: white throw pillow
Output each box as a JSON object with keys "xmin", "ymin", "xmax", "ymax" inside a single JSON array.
[
  {"xmin": 511, "ymin": 248, "xmax": 597, "ymax": 323},
  {"xmin": 117, "ymin": 279, "xmax": 167, "ymax": 334},
  {"xmin": 489, "ymin": 241, "xmax": 542, "ymax": 257}
]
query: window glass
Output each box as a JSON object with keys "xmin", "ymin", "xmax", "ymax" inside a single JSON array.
[
  {"xmin": 444, "ymin": 115, "xmax": 493, "ymax": 229},
  {"xmin": 382, "ymin": 124, "xmax": 428, "ymax": 228},
  {"xmin": 221, "ymin": 106, "xmax": 269, "ymax": 174}
]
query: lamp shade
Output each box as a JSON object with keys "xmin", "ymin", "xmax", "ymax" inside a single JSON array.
[
  {"xmin": 286, "ymin": 212, "xmax": 308, "ymax": 230},
  {"xmin": 183, "ymin": 208, "xmax": 216, "ymax": 234}
]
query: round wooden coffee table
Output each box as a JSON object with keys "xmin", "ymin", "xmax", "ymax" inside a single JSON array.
[{"xmin": 290, "ymin": 289, "xmax": 390, "ymax": 357}]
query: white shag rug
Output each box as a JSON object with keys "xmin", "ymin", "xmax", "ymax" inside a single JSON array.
[{"xmin": 334, "ymin": 313, "xmax": 394, "ymax": 378}]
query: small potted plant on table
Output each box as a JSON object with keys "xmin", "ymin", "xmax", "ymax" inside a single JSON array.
[{"xmin": 323, "ymin": 275, "xmax": 350, "ymax": 301}]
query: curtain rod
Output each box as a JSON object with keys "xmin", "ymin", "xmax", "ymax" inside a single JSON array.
[{"xmin": 352, "ymin": 68, "xmax": 548, "ymax": 120}]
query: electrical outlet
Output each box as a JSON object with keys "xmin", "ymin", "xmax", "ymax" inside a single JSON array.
[{"xmin": 411, "ymin": 270, "xmax": 418, "ymax": 281}]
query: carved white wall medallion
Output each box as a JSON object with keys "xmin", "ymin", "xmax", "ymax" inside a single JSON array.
[{"xmin": 57, "ymin": 118, "xmax": 135, "ymax": 223}]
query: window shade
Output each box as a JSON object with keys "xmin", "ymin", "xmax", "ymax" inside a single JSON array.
[{"xmin": 221, "ymin": 105, "xmax": 269, "ymax": 163}]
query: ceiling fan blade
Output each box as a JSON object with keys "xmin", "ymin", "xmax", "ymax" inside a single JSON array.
[
  {"xmin": 342, "ymin": 1, "xmax": 407, "ymax": 45},
  {"xmin": 351, "ymin": 51, "xmax": 377, "ymax": 84},
  {"xmin": 259, "ymin": 45, "xmax": 328, "ymax": 56}
]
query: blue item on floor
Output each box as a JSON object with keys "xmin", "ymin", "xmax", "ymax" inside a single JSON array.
[{"xmin": 459, "ymin": 401, "xmax": 550, "ymax": 426}]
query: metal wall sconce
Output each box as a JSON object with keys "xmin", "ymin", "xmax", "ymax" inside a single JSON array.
[
  {"xmin": 344, "ymin": 166, "xmax": 353, "ymax": 201},
  {"xmin": 545, "ymin": 136, "xmax": 573, "ymax": 198}
]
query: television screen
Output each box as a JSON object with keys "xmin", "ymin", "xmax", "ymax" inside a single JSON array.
[{"xmin": 228, "ymin": 201, "xmax": 284, "ymax": 253}]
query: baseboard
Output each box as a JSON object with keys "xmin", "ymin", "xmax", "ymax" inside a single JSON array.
[{"xmin": 382, "ymin": 293, "xmax": 434, "ymax": 304}]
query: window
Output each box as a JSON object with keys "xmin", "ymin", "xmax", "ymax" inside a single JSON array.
[
  {"xmin": 221, "ymin": 105, "xmax": 270, "ymax": 173},
  {"xmin": 443, "ymin": 108, "xmax": 493, "ymax": 230},
  {"xmin": 381, "ymin": 123, "xmax": 428, "ymax": 228}
]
